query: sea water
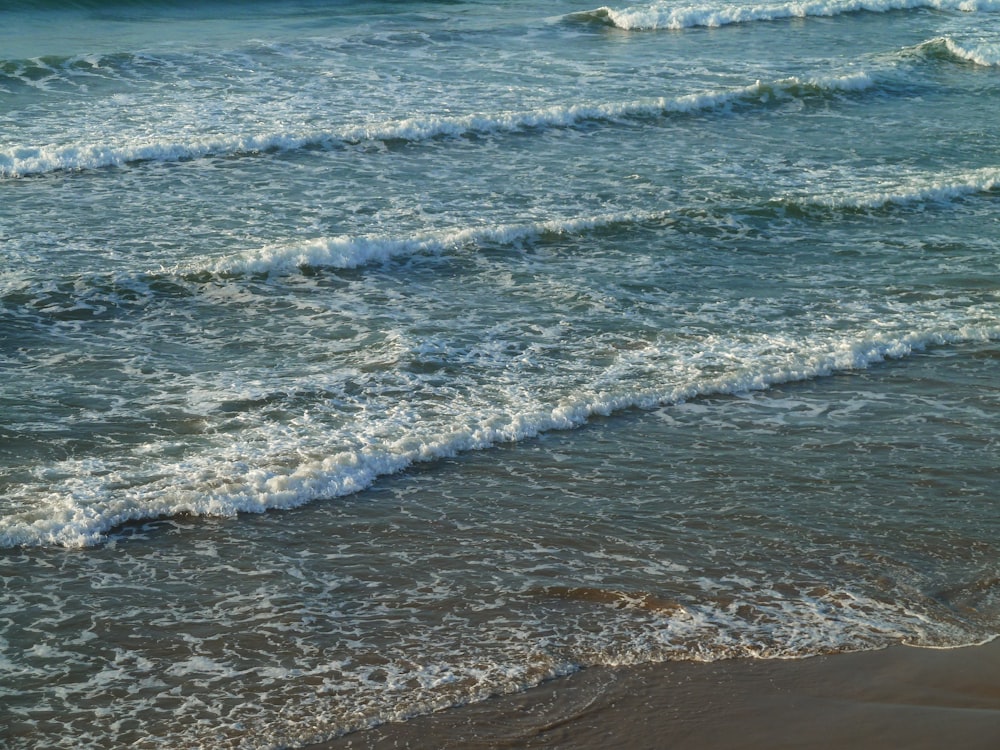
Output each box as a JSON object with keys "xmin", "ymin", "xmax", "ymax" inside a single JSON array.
[{"xmin": 1, "ymin": 0, "xmax": 999, "ymax": 747}]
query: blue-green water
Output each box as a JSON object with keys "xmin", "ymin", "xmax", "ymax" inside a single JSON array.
[{"xmin": 2, "ymin": 1, "xmax": 999, "ymax": 747}]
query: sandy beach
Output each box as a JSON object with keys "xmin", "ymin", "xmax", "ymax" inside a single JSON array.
[{"xmin": 318, "ymin": 639, "xmax": 1000, "ymax": 749}]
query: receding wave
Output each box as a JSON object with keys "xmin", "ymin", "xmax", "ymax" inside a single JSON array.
[
  {"xmin": 569, "ymin": 0, "xmax": 1000, "ymax": 30},
  {"xmin": 0, "ymin": 73, "xmax": 875, "ymax": 178},
  {"xmin": 532, "ymin": 586, "xmax": 687, "ymax": 614}
]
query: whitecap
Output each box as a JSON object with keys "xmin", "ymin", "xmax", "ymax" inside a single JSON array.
[
  {"xmin": 3, "ymin": 323, "xmax": 997, "ymax": 550},
  {"xmin": 571, "ymin": 0, "xmax": 1000, "ymax": 31},
  {"xmin": 196, "ymin": 210, "xmax": 669, "ymax": 276},
  {"xmin": 800, "ymin": 167, "xmax": 1000, "ymax": 209},
  {"xmin": 0, "ymin": 74, "xmax": 878, "ymax": 179}
]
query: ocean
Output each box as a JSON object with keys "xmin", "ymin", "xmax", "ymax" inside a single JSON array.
[{"xmin": 1, "ymin": 0, "xmax": 999, "ymax": 747}]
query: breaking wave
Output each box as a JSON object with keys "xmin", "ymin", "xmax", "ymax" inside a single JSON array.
[
  {"xmin": 3, "ymin": 317, "xmax": 997, "ymax": 550},
  {"xmin": 569, "ymin": 0, "xmax": 1000, "ymax": 31},
  {"xmin": 1, "ymin": 73, "xmax": 875, "ymax": 178},
  {"xmin": 904, "ymin": 36, "xmax": 1000, "ymax": 66},
  {"xmin": 201, "ymin": 166, "xmax": 1000, "ymax": 278}
]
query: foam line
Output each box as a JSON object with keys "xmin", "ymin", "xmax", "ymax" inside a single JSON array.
[
  {"xmin": 2, "ymin": 325, "xmax": 996, "ymax": 549},
  {"xmin": 787, "ymin": 167, "xmax": 1000, "ymax": 210},
  {"xmin": 0, "ymin": 73, "xmax": 875, "ymax": 178},
  {"xmin": 198, "ymin": 210, "xmax": 668, "ymax": 276}
]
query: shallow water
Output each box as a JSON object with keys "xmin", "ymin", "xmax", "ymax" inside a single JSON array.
[{"xmin": 2, "ymin": 0, "xmax": 999, "ymax": 747}]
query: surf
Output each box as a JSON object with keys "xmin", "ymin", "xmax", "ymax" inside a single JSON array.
[
  {"xmin": 0, "ymin": 73, "xmax": 878, "ymax": 179},
  {"xmin": 903, "ymin": 35, "xmax": 1000, "ymax": 66},
  {"xmin": 568, "ymin": 0, "xmax": 1000, "ymax": 31},
  {"xmin": 3, "ymin": 320, "xmax": 997, "ymax": 550},
  {"xmin": 771, "ymin": 167, "xmax": 1000, "ymax": 214},
  {"xmin": 192, "ymin": 164, "xmax": 998, "ymax": 279}
]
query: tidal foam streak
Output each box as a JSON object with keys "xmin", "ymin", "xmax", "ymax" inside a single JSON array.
[{"xmin": 3, "ymin": 323, "xmax": 996, "ymax": 549}]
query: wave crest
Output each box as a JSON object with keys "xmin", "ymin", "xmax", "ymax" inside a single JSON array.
[
  {"xmin": 568, "ymin": 0, "xmax": 1000, "ymax": 31},
  {"xmin": 2, "ymin": 324, "xmax": 996, "ymax": 549},
  {"xmin": 0, "ymin": 74, "xmax": 876, "ymax": 178},
  {"xmin": 779, "ymin": 167, "xmax": 1000, "ymax": 212},
  {"xmin": 189, "ymin": 210, "xmax": 669, "ymax": 276},
  {"xmin": 909, "ymin": 36, "xmax": 1000, "ymax": 66}
]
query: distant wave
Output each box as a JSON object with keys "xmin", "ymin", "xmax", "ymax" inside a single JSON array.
[
  {"xmin": 0, "ymin": 73, "xmax": 875, "ymax": 178},
  {"xmin": 569, "ymin": 0, "xmax": 1000, "ymax": 30},
  {"xmin": 904, "ymin": 36, "xmax": 1000, "ymax": 66},
  {"xmin": 2, "ymin": 0, "xmax": 322, "ymax": 9}
]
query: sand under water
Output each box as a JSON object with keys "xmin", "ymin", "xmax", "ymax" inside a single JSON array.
[{"xmin": 319, "ymin": 639, "xmax": 1000, "ymax": 749}]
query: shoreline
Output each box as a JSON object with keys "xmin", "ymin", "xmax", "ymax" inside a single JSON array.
[{"xmin": 315, "ymin": 638, "xmax": 1000, "ymax": 749}]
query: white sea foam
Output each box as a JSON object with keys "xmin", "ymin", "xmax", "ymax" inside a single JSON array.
[
  {"xmin": 0, "ymin": 134, "xmax": 321, "ymax": 178},
  {"xmin": 799, "ymin": 167, "xmax": 1000, "ymax": 209},
  {"xmin": 0, "ymin": 74, "xmax": 875, "ymax": 179},
  {"xmin": 574, "ymin": 0, "xmax": 1000, "ymax": 30},
  {"xmin": 2, "ymin": 324, "xmax": 996, "ymax": 550},
  {"xmin": 938, "ymin": 36, "xmax": 1000, "ymax": 66},
  {"xmin": 896, "ymin": 36, "xmax": 1000, "ymax": 65},
  {"xmin": 198, "ymin": 211, "xmax": 669, "ymax": 275}
]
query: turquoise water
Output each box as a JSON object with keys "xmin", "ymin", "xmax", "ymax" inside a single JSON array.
[{"xmin": 2, "ymin": 1, "xmax": 999, "ymax": 747}]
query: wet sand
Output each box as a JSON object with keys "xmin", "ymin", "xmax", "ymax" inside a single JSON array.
[{"xmin": 316, "ymin": 639, "xmax": 1000, "ymax": 749}]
